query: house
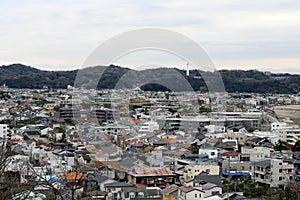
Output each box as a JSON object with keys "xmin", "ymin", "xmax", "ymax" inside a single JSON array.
[
  {"xmin": 123, "ymin": 187, "xmax": 160, "ymax": 200},
  {"xmin": 85, "ymin": 172, "xmax": 117, "ymax": 191},
  {"xmin": 128, "ymin": 167, "xmax": 176, "ymax": 189},
  {"xmin": 224, "ymin": 130, "xmax": 247, "ymax": 145},
  {"xmin": 104, "ymin": 182, "xmax": 134, "ymax": 200},
  {"xmin": 217, "ymin": 140, "xmax": 238, "ymax": 151},
  {"xmin": 178, "ymin": 186, "xmax": 205, "ymax": 200},
  {"xmin": 183, "ymin": 164, "xmax": 220, "ymax": 180},
  {"xmin": 193, "ymin": 172, "xmax": 222, "ymax": 198},
  {"xmin": 161, "ymin": 184, "xmax": 178, "ymax": 200},
  {"xmin": 81, "ymin": 191, "xmax": 107, "ymax": 200},
  {"xmin": 61, "ymin": 171, "xmax": 87, "ymax": 188},
  {"xmin": 198, "ymin": 148, "xmax": 218, "ymax": 160},
  {"xmin": 220, "ymin": 151, "xmax": 240, "ymax": 161}
]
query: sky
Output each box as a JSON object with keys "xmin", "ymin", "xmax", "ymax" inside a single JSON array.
[{"xmin": 0, "ymin": 0, "xmax": 299, "ymax": 73}]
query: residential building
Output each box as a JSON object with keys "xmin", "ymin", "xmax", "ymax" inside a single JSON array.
[
  {"xmin": 251, "ymin": 158, "xmax": 294, "ymax": 188},
  {"xmin": 240, "ymin": 146, "xmax": 273, "ymax": 161},
  {"xmin": 198, "ymin": 148, "xmax": 218, "ymax": 160},
  {"xmin": 183, "ymin": 164, "xmax": 220, "ymax": 180},
  {"xmin": 128, "ymin": 167, "xmax": 176, "ymax": 189}
]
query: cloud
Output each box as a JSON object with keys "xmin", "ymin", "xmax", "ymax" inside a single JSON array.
[{"xmin": 0, "ymin": 0, "xmax": 299, "ymax": 72}]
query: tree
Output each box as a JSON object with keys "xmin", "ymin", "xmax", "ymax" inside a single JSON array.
[
  {"xmin": 292, "ymin": 140, "xmax": 300, "ymax": 152},
  {"xmin": 0, "ymin": 141, "xmax": 36, "ymax": 199},
  {"xmin": 274, "ymin": 140, "xmax": 290, "ymax": 152}
]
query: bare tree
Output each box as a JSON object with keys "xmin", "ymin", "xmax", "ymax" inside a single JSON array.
[{"xmin": 0, "ymin": 140, "xmax": 35, "ymax": 200}]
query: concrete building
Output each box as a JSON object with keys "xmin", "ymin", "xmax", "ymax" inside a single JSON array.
[
  {"xmin": 222, "ymin": 160, "xmax": 251, "ymax": 173},
  {"xmin": 224, "ymin": 130, "xmax": 247, "ymax": 145},
  {"xmin": 251, "ymin": 158, "xmax": 294, "ymax": 188},
  {"xmin": 138, "ymin": 121, "xmax": 159, "ymax": 133},
  {"xmin": 183, "ymin": 164, "xmax": 220, "ymax": 180},
  {"xmin": 199, "ymin": 148, "xmax": 218, "ymax": 160},
  {"xmin": 275, "ymin": 127, "xmax": 300, "ymax": 146},
  {"xmin": 0, "ymin": 124, "xmax": 9, "ymax": 138},
  {"xmin": 95, "ymin": 108, "xmax": 120, "ymax": 123},
  {"xmin": 240, "ymin": 146, "xmax": 273, "ymax": 162}
]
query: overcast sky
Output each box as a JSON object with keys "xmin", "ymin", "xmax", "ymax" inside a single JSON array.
[{"xmin": 0, "ymin": 0, "xmax": 299, "ymax": 73}]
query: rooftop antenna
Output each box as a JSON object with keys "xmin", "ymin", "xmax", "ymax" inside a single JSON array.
[{"xmin": 186, "ymin": 63, "xmax": 190, "ymax": 76}]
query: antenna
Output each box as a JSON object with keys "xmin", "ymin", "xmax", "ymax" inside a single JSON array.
[{"xmin": 186, "ymin": 63, "xmax": 190, "ymax": 76}]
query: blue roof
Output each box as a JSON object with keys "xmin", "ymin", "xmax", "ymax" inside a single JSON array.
[
  {"xmin": 49, "ymin": 177, "xmax": 67, "ymax": 185},
  {"xmin": 222, "ymin": 171, "xmax": 250, "ymax": 177}
]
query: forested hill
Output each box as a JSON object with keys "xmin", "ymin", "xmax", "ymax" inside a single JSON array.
[{"xmin": 0, "ymin": 64, "xmax": 299, "ymax": 93}]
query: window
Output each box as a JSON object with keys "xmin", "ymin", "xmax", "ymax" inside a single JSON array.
[
  {"xmin": 279, "ymin": 169, "xmax": 282, "ymax": 173},
  {"xmin": 279, "ymin": 177, "xmax": 282, "ymax": 181},
  {"xmin": 195, "ymin": 194, "xmax": 197, "ymax": 198},
  {"xmin": 279, "ymin": 163, "xmax": 282, "ymax": 165}
]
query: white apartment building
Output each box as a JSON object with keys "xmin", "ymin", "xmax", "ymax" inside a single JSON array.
[
  {"xmin": 240, "ymin": 146, "xmax": 273, "ymax": 162},
  {"xmin": 0, "ymin": 124, "xmax": 9, "ymax": 138},
  {"xmin": 270, "ymin": 122, "xmax": 300, "ymax": 145},
  {"xmin": 138, "ymin": 121, "xmax": 159, "ymax": 133},
  {"xmin": 271, "ymin": 122, "xmax": 290, "ymax": 131},
  {"xmin": 205, "ymin": 125, "xmax": 225, "ymax": 133},
  {"xmin": 274, "ymin": 128, "xmax": 300, "ymax": 145},
  {"xmin": 199, "ymin": 148, "xmax": 218, "ymax": 160},
  {"xmin": 252, "ymin": 158, "xmax": 294, "ymax": 188}
]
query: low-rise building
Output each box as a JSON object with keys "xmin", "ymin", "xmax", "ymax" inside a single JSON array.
[
  {"xmin": 240, "ymin": 146, "xmax": 273, "ymax": 161},
  {"xmin": 183, "ymin": 164, "xmax": 220, "ymax": 180},
  {"xmin": 128, "ymin": 167, "xmax": 176, "ymax": 189},
  {"xmin": 198, "ymin": 148, "xmax": 218, "ymax": 160},
  {"xmin": 251, "ymin": 158, "xmax": 294, "ymax": 188}
]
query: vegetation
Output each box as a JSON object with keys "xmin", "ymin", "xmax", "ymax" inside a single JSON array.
[
  {"xmin": 223, "ymin": 177, "xmax": 300, "ymax": 200},
  {"xmin": 274, "ymin": 140, "xmax": 291, "ymax": 152},
  {"xmin": 1, "ymin": 64, "xmax": 300, "ymax": 93}
]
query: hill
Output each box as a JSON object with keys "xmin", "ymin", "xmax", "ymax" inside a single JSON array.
[{"xmin": 0, "ymin": 64, "xmax": 299, "ymax": 93}]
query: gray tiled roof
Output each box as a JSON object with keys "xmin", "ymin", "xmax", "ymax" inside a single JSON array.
[{"xmin": 255, "ymin": 159, "xmax": 271, "ymax": 168}]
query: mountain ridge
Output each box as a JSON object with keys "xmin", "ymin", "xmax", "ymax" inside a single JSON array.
[{"xmin": 0, "ymin": 64, "xmax": 299, "ymax": 93}]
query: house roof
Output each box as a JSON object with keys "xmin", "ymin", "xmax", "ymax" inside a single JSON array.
[
  {"xmin": 254, "ymin": 160, "xmax": 271, "ymax": 169},
  {"xmin": 179, "ymin": 186, "xmax": 203, "ymax": 193},
  {"xmin": 221, "ymin": 151, "xmax": 240, "ymax": 156},
  {"xmin": 94, "ymin": 161, "xmax": 123, "ymax": 171},
  {"xmin": 104, "ymin": 182, "xmax": 133, "ymax": 188},
  {"xmin": 162, "ymin": 137, "xmax": 177, "ymax": 144},
  {"xmin": 129, "ymin": 167, "xmax": 175, "ymax": 177},
  {"xmin": 226, "ymin": 193, "xmax": 245, "ymax": 200},
  {"xmin": 161, "ymin": 184, "xmax": 178, "ymax": 194},
  {"xmin": 61, "ymin": 172, "xmax": 87, "ymax": 181},
  {"xmin": 94, "ymin": 173, "xmax": 110, "ymax": 184},
  {"xmin": 194, "ymin": 172, "xmax": 222, "ymax": 186}
]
